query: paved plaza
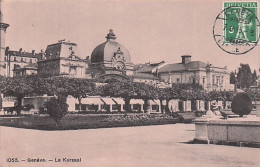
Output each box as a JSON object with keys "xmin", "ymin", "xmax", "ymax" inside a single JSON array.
[{"xmin": 0, "ymin": 124, "xmax": 259, "ymax": 167}]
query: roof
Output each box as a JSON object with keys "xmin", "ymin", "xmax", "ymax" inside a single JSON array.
[
  {"xmin": 159, "ymin": 61, "xmax": 207, "ymax": 73},
  {"xmin": 44, "ymin": 41, "xmax": 81, "ymax": 60},
  {"xmin": 136, "ymin": 64, "xmax": 155, "ymax": 73},
  {"xmin": 135, "ymin": 61, "xmax": 165, "ymax": 73},
  {"xmin": 91, "ymin": 30, "xmax": 131, "ymax": 64},
  {"xmin": 133, "ymin": 72, "xmax": 160, "ymax": 80},
  {"xmin": 6, "ymin": 50, "xmax": 41, "ymax": 59}
]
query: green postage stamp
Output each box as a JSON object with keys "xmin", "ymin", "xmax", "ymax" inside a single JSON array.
[{"xmin": 213, "ymin": 1, "xmax": 260, "ymax": 54}]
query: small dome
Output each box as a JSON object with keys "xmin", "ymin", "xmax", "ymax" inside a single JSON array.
[{"xmin": 91, "ymin": 30, "xmax": 131, "ymax": 64}]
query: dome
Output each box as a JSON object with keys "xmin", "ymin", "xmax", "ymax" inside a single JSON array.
[{"xmin": 91, "ymin": 30, "xmax": 131, "ymax": 64}]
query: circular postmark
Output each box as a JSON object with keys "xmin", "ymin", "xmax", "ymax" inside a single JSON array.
[{"xmin": 213, "ymin": 6, "xmax": 260, "ymax": 55}]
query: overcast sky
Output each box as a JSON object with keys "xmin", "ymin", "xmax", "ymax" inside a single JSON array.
[{"xmin": 2, "ymin": 0, "xmax": 260, "ymax": 72}]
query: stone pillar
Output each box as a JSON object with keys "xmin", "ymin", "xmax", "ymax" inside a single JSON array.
[
  {"xmin": 200, "ymin": 100, "xmax": 205, "ymax": 111},
  {"xmin": 186, "ymin": 100, "xmax": 191, "ymax": 112},
  {"xmin": 207, "ymin": 101, "xmax": 211, "ymax": 111},
  {"xmin": 109, "ymin": 104, "xmax": 112, "ymax": 112},
  {"xmin": 183, "ymin": 101, "xmax": 186, "ymax": 112},
  {"xmin": 196, "ymin": 100, "xmax": 200, "ymax": 111}
]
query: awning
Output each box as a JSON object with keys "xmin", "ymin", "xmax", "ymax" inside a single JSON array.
[
  {"xmin": 154, "ymin": 99, "xmax": 160, "ymax": 105},
  {"xmin": 130, "ymin": 99, "xmax": 144, "ymax": 104},
  {"xmin": 101, "ymin": 98, "xmax": 116, "ymax": 105},
  {"xmin": 112, "ymin": 98, "xmax": 125, "ymax": 105},
  {"xmin": 81, "ymin": 97, "xmax": 104, "ymax": 105},
  {"xmin": 147, "ymin": 100, "xmax": 160, "ymax": 105}
]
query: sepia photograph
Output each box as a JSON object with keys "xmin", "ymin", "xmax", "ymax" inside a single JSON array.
[{"xmin": 0, "ymin": 0, "xmax": 259, "ymax": 166}]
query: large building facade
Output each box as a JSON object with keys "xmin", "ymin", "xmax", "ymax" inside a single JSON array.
[
  {"xmin": 137, "ymin": 55, "xmax": 234, "ymax": 91},
  {"xmin": 38, "ymin": 40, "xmax": 87, "ymax": 78}
]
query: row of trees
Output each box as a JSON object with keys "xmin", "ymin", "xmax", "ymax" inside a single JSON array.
[
  {"xmin": 1, "ymin": 75, "xmax": 259, "ymax": 125},
  {"xmin": 1, "ymin": 75, "xmax": 259, "ymax": 109}
]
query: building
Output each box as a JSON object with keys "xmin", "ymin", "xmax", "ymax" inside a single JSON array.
[
  {"xmin": 5, "ymin": 47, "xmax": 41, "ymax": 77},
  {"xmin": 37, "ymin": 40, "xmax": 87, "ymax": 78},
  {"xmin": 133, "ymin": 61, "xmax": 170, "ymax": 87},
  {"xmin": 89, "ymin": 29, "xmax": 134, "ymax": 81},
  {"xmin": 157, "ymin": 55, "xmax": 234, "ymax": 91}
]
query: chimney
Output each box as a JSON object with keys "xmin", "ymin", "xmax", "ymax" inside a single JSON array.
[
  {"xmin": 181, "ymin": 55, "xmax": 192, "ymax": 64},
  {"xmin": 32, "ymin": 50, "xmax": 35, "ymax": 55},
  {"xmin": 19, "ymin": 48, "xmax": 22, "ymax": 53}
]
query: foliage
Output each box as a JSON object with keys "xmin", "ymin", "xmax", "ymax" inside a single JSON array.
[
  {"xmin": 66, "ymin": 78, "xmax": 94, "ymax": 111},
  {"xmin": 244, "ymin": 88, "xmax": 260, "ymax": 101},
  {"xmin": 0, "ymin": 76, "xmax": 34, "ymax": 115},
  {"xmin": 22, "ymin": 104, "xmax": 35, "ymax": 111},
  {"xmin": 230, "ymin": 71, "xmax": 236, "ymax": 84},
  {"xmin": 231, "ymin": 92, "xmax": 252, "ymax": 117},
  {"xmin": 237, "ymin": 64, "xmax": 254, "ymax": 88},
  {"xmin": 44, "ymin": 96, "xmax": 68, "ymax": 126}
]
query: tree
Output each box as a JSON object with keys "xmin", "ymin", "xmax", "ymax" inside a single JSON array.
[
  {"xmin": 44, "ymin": 96, "xmax": 68, "ymax": 126},
  {"xmin": 1, "ymin": 76, "xmax": 34, "ymax": 115},
  {"xmin": 67, "ymin": 78, "xmax": 94, "ymax": 111},
  {"xmin": 230, "ymin": 71, "xmax": 236, "ymax": 84},
  {"xmin": 252, "ymin": 70, "xmax": 257, "ymax": 85},
  {"xmin": 237, "ymin": 64, "xmax": 253, "ymax": 88},
  {"xmin": 231, "ymin": 92, "xmax": 252, "ymax": 117}
]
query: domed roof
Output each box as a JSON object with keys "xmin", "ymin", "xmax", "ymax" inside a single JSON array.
[{"xmin": 91, "ymin": 30, "xmax": 131, "ymax": 64}]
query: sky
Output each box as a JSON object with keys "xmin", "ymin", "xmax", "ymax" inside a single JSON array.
[{"xmin": 2, "ymin": 0, "xmax": 260, "ymax": 72}]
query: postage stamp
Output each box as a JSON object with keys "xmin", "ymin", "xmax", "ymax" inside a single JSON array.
[{"xmin": 213, "ymin": 1, "xmax": 260, "ymax": 54}]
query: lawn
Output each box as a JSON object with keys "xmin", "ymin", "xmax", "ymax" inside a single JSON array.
[{"xmin": 0, "ymin": 113, "xmax": 192, "ymax": 130}]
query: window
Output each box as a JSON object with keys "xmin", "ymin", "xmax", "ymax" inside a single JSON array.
[
  {"xmin": 176, "ymin": 78, "xmax": 180, "ymax": 83},
  {"xmin": 14, "ymin": 57, "xmax": 16, "ymax": 61},
  {"xmin": 203, "ymin": 77, "xmax": 206, "ymax": 84},
  {"xmin": 30, "ymin": 59, "xmax": 32, "ymax": 63},
  {"xmin": 212, "ymin": 76, "xmax": 215, "ymax": 85},
  {"xmin": 21, "ymin": 58, "xmax": 23, "ymax": 62}
]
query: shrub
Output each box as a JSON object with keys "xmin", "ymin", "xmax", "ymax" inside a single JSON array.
[
  {"xmin": 22, "ymin": 104, "xmax": 34, "ymax": 111},
  {"xmin": 231, "ymin": 92, "xmax": 252, "ymax": 117},
  {"xmin": 44, "ymin": 96, "xmax": 68, "ymax": 126}
]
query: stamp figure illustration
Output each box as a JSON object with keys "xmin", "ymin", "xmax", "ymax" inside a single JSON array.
[{"xmin": 213, "ymin": 1, "xmax": 260, "ymax": 54}]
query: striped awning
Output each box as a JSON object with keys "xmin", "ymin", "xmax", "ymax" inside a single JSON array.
[
  {"xmin": 101, "ymin": 98, "xmax": 116, "ymax": 105},
  {"xmin": 112, "ymin": 98, "xmax": 125, "ymax": 105}
]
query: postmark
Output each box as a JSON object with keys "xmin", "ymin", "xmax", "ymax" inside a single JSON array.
[{"xmin": 213, "ymin": 1, "xmax": 260, "ymax": 54}]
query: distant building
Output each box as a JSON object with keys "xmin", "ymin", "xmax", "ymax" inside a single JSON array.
[
  {"xmin": 137, "ymin": 55, "xmax": 234, "ymax": 91},
  {"xmin": 159, "ymin": 55, "xmax": 234, "ymax": 91},
  {"xmin": 5, "ymin": 47, "xmax": 41, "ymax": 77},
  {"xmin": 37, "ymin": 40, "xmax": 87, "ymax": 78}
]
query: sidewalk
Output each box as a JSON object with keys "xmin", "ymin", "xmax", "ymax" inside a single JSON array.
[{"xmin": 1, "ymin": 124, "xmax": 259, "ymax": 167}]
